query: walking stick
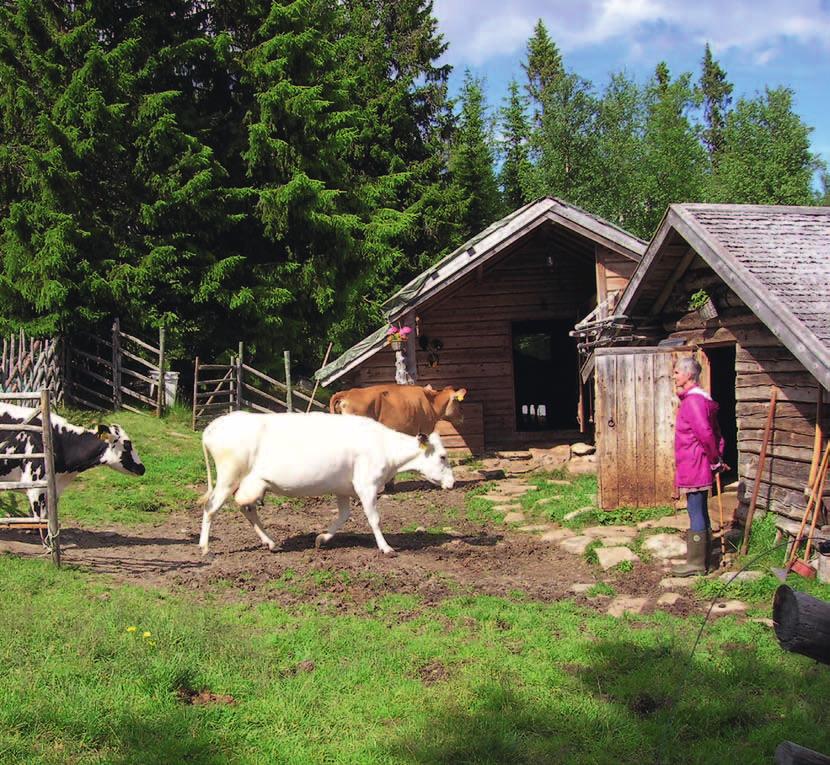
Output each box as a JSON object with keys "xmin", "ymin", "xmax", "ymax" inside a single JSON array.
[{"xmin": 715, "ymin": 470, "xmax": 726, "ymax": 567}]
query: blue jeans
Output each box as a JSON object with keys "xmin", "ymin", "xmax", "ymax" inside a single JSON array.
[{"xmin": 686, "ymin": 490, "xmax": 711, "ymax": 532}]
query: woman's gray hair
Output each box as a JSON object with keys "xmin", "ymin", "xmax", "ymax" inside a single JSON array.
[{"xmin": 675, "ymin": 356, "xmax": 702, "ymax": 382}]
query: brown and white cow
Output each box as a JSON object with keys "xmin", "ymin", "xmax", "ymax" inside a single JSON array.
[{"xmin": 329, "ymin": 383, "xmax": 467, "ymax": 436}]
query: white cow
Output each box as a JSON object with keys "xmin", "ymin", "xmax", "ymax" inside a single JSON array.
[{"xmin": 197, "ymin": 411, "xmax": 454, "ymax": 556}]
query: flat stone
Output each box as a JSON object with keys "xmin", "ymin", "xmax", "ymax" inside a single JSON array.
[
  {"xmin": 583, "ymin": 525, "xmax": 637, "ymax": 539},
  {"xmin": 570, "ymin": 442, "xmax": 596, "ymax": 457},
  {"xmin": 493, "ymin": 484, "xmax": 533, "ymax": 496},
  {"xmin": 563, "ymin": 506, "xmax": 596, "ymax": 521},
  {"xmin": 569, "ymin": 583, "xmax": 595, "ymax": 593},
  {"xmin": 517, "ymin": 524, "xmax": 550, "ymax": 532},
  {"xmin": 477, "ymin": 468, "xmax": 507, "ymax": 480},
  {"xmin": 540, "ymin": 528, "xmax": 576, "ymax": 543},
  {"xmin": 750, "ymin": 618, "xmax": 775, "ymax": 628},
  {"xmin": 638, "ymin": 514, "xmax": 689, "ymax": 530},
  {"xmin": 657, "ymin": 592, "xmax": 682, "ymax": 606},
  {"xmin": 567, "ymin": 456, "xmax": 597, "ymax": 475},
  {"xmin": 506, "ymin": 462, "xmax": 536, "ymax": 475},
  {"xmin": 530, "ymin": 445, "xmax": 571, "ymax": 460},
  {"xmin": 659, "ymin": 576, "xmax": 697, "ymax": 589},
  {"xmin": 606, "ymin": 596, "xmax": 648, "ymax": 617},
  {"xmin": 496, "ymin": 450, "xmax": 533, "ymax": 461},
  {"xmin": 544, "ymin": 479, "xmax": 573, "ymax": 486},
  {"xmin": 719, "ymin": 570, "xmax": 764, "ymax": 583},
  {"xmin": 534, "ymin": 496, "xmax": 564, "ymax": 505},
  {"xmin": 643, "ymin": 533, "xmax": 687, "ymax": 559},
  {"xmin": 492, "ymin": 504, "xmax": 522, "ymax": 513},
  {"xmin": 709, "ymin": 599, "xmax": 748, "ymax": 617},
  {"xmin": 559, "ymin": 535, "xmax": 593, "ymax": 555},
  {"xmin": 503, "ymin": 512, "xmax": 526, "ymax": 524},
  {"xmin": 442, "ymin": 527, "xmax": 464, "ymax": 537},
  {"xmin": 596, "ymin": 547, "xmax": 640, "ymax": 570}
]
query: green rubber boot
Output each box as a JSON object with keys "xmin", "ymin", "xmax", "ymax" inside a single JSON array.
[{"xmin": 672, "ymin": 530, "xmax": 709, "ymax": 577}]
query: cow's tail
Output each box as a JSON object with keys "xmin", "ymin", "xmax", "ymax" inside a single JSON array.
[
  {"xmin": 197, "ymin": 438, "xmax": 213, "ymax": 506},
  {"xmin": 329, "ymin": 391, "xmax": 347, "ymax": 414}
]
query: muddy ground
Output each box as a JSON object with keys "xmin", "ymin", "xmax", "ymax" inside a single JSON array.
[{"xmin": 0, "ymin": 476, "xmax": 692, "ymax": 616}]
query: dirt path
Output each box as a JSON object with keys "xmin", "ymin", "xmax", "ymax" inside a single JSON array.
[{"xmin": 0, "ymin": 477, "xmax": 695, "ymax": 616}]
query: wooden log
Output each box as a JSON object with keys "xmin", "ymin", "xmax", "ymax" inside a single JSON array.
[
  {"xmin": 40, "ymin": 390, "xmax": 60, "ymax": 566},
  {"xmin": 119, "ymin": 329, "xmax": 160, "ymax": 354},
  {"xmin": 0, "ymin": 480, "xmax": 49, "ymax": 490},
  {"xmin": 192, "ymin": 356, "xmax": 200, "ymax": 431},
  {"xmin": 112, "ymin": 319, "xmax": 122, "ymax": 410},
  {"xmin": 773, "ymin": 585, "xmax": 830, "ymax": 665},
  {"xmin": 774, "ymin": 741, "xmax": 830, "ymax": 765},
  {"xmin": 156, "ymin": 326, "xmax": 165, "ymax": 416}
]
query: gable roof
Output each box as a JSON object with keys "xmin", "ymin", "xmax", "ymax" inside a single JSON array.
[
  {"xmin": 316, "ymin": 197, "xmax": 647, "ymax": 386},
  {"xmin": 616, "ymin": 203, "xmax": 830, "ymax": 390}
]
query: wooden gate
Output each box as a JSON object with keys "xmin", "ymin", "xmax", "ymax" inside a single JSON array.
[
  {"xmin": 0, "ymin": 391, "xmax": 60, "ymax": 565},
  {"xmin": 595, "ymin": 346, "xmax": 707, "ymax": 509},
  {"xmin": 1, "ymin": 331, "xmax": 63, "ymax": 403}
]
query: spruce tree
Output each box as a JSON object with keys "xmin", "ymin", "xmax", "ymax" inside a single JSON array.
[
  {"xmin": 699, "ymin": 43, "xmax": 733, "ymax": 166},
  {"xmin": 498, "ymin": 79, "xmax": 532, "ymax": 209},
  {"xmin": 449, "ymin": 70, "xmax": 502, "ymax": 235}
]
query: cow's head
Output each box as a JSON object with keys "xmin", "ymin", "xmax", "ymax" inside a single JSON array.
[
  {"xmin": 96, "ymin": 424, "xmax": 146, "ymax": 476},
  {"xmin": 412, "ymin": 432, "xmax": 454, "ymax": 489},
  {"xmin": 437, "ymin": 386, "xmax": 467, "ymax": 425}
]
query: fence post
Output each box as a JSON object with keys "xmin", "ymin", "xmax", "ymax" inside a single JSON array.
[
  {"xmin": 284, "ymin": 350, "xmax": 293, "ymax": 412},
  {"xmin": 40, "ymin": 390, "xmax": 60, "ymax": 567},
  {"xmin": 192, "ymin": 356, "xmax": 200, "ymax": 430},
  {"xmin": 111, "ymin": 319, "xmax": 122, "ymax": 411},
  {"xmin": 236, "ymin": 342, "xmax": 244, "ymax": 410},
  {"xmin": 156, "ymin": 326, "xmax": 166, "ymax": 416}
]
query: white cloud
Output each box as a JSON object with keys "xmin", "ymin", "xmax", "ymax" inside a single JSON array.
[{"xmin": 433, "ymin": 0, "xmax": 830, "ymax": 65}]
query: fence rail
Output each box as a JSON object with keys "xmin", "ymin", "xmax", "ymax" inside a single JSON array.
[{"xmin": 1, "ymin": 330, "xmax": 63, "ymax": 403}]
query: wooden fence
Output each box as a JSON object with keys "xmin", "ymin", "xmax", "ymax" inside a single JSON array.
[
  {"xmin": 66, "ymin": 319, "xmax": 167, "ymax": 415},
  {"xmin": 192, "ymin": 344, "xmax": 325, "ymax": 429},
  {"xmin": 0, "ymin": 390, "xmax": 60, "ymax": 565},
  {"xmin": 1, "ymin": 330, "xmax": 63, "ymax": 403}
]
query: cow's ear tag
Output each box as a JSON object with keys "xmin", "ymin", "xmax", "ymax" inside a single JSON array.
[
  {"xmin": 455, "ymin": 390, "xmax": 466, "ymax": 401},
  {"xmin": 96, "ymin": 424, "xmax": 114, "ymax": 442},
  {"xmin": 417, "ymin": 433, "xmax": 429, "ymax": 450}
]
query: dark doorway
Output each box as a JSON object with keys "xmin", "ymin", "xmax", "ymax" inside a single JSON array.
[
  {"xmin": 512, "ymin": 320, "xmax": 578, "ymax": 431},
  {"xmin": 706, "ymin": 345, "xmax": 738, "ymax": 484}
]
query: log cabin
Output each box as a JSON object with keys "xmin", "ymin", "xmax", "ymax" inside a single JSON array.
[
  {"xmin": 583, "ymin": 203, "xmax": 830, "ymax": 531},
  {"xmin": 316, "ymin": 197, "xmax": 646, "ymax": 453}
]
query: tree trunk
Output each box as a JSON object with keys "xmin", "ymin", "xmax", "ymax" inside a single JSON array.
[{"xmin": 773, "ymin": 585, "xmax": 830, "ymax": 664}]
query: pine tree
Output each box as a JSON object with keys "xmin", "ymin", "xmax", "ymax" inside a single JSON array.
[
  {"xmin": 449, "ymin": 70, "xmax": 502, "ymax": 235},
  {"xmin": 709, "ymin": 87, "xmax": 819, "ymax": 204},
  {"xmin": 498, "ymin": 79, "xmax": 532, "ymax": 209},
  {"xmin": 522, "ymin": 19, "xmax": 563, "ymax": 123},
  {"xmin": 699, "ymin": 43, "xmax": 732, "ymax": 166}
]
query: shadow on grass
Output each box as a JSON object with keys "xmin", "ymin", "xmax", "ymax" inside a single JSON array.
[{"xmin": 377, "ymin": 636, "xmax": 830, "ymax": 765}]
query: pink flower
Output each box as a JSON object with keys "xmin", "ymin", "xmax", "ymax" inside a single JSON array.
[
  {"xmin": 386, "ymin": 325, "xmax": 399, "ymax": 336},
  {"xmin": 398, "ymin": 326, "xmax": 412, "ymax": 336}
]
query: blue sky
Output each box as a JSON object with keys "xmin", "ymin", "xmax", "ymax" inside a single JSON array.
[{"xmin": 433, "ymin": 0, "xmax": 830, "ymax": 176}]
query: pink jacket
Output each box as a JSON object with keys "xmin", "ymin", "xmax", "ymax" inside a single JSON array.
[{"xmin": 674, "ymin": 387, "xmax": 725, "ymax": 489}]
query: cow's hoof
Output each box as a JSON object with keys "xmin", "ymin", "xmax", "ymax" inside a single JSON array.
[
  {"xmin": 382, "ymin": 549, "xmax": 398, "ymax": 558},
  {"xmin": 314, "ymin": 533, "xmax": 329, "ymax": 549},
  {"xmin": 267, "ymin": 542, "xmax": 280, "ymax": 553}
]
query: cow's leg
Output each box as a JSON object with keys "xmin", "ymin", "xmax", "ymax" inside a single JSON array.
[
  {"xmin": 25, "ymin": 488, "xmax": 46, "ymax": 519},
  {"xmin": 315, "ymin": 495, "xmax": 352, "ymax": 549},
  {"xmin": 234, "ymin": 474, "xmax": 267, "ymax": 507},
  {"xmin": 356, "ymin": 489, "xmax": 395, "ymax": 555},
  {"xmin": 240, "ymin": 504, "xmax": 278, "ymax": 551},
  {"xmin": 199, "ymin": 482, "xmax": 234, "ymax": 555}
]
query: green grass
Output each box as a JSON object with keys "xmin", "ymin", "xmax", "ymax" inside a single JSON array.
[{"xmin": 0, "ymin": 555, "xmax": 828, "ymax": 764}]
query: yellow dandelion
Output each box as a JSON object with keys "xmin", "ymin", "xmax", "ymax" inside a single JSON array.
[
  {"xmin": 126, "ymin": 626, "xmax": 137, "ymax": 633},
  {"xmin": 142, "ymin": 631, "xmax": 152, "ymax": 638}
]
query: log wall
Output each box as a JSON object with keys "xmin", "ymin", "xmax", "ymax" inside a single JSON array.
[
  {"xmin": 659, "ymin": 260, "xmax": 829, "ymax": 524},
  {"xmin": 350, "ymin": 229, "xmax": 598, "ymax": 451}
]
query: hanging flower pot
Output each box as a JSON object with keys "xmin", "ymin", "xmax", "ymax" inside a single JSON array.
[
  {"xmin": 689, "ymin": 290, "xmax": 718, "ymax": 321},
  {"xmin": 390, "ymin": 339, "xmax": 403, "ymax": 351},
  {"xmin": 386, "ymin": 324, "xmax": 412, "ymax": 352}
]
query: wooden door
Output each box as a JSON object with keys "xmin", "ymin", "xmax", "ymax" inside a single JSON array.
[{"xmin": 595, "ymin": 346, "xmax": 708, "ymax": 509}]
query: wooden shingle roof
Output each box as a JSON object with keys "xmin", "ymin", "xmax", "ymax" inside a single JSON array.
[{"xmin": 617, "ymin": 203, "xmax": 830, "ymax": 389}]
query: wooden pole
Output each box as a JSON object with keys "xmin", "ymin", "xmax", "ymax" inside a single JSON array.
[
  {"xmin": 802, "ymin": 450, "xmax": 830, "ymax": 563},
  {"xmin": 306, "ymin": 342, "xmax": 333, "ymax": 412},
  {"xmin": 808, "ymin": 388, "xmax": 824, "ymax": 492},
  {"xmin": 236, "ymin": 342, "xmax": 243, "ymax": 410},
  {"xmin": 787, "ymin": 442, "xmax": 830, "ymax": 567},
  {"xmin": 40, "ymin": 390, "xmax": 60, "ymax": 567},
  {"xmin": 740, "ymin": 386, "xmax": 778, "ymax": 555},
  {"xmin": 284, "ymin": 350, "xmax": 293, "ymax": 412},
  {"xmin": 112, "ymin": 318, "xmax": 122, "ymax": 411},
  {"xmin": 192, "ymin": 356, "xmax": 200, "ymax": 430},
  {"xmin": 156, "ymin": 326, "xmax": 166, "ymax": 416},
  {"xmin": 715, "ymin": 472, "xmax": 726, "ymax": 567}
]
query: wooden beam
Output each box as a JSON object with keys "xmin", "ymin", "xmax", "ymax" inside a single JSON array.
[{"xmin": 649, "ymin": 246, "xmax": 695, "ymax": 315}]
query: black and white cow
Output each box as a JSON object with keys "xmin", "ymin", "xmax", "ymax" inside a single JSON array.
[{"xmin": 0, "ymin": 403, "xmax": 145, "ymax": 518}]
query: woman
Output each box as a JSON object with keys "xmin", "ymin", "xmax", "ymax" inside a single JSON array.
[{"xmin": 672, "ymin": 356, "xmax": 725, "ymax": 576}]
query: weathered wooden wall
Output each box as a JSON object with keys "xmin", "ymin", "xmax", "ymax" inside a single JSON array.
[
  {"xmin": 655, "ymin": 258, "xmax": 828, "ymax": 522},
  {"xmin": 349, "ymin": 228, "xmax": 599, "ymax": 451},
  {"xmin": 596, "ymin": 245, "xmax": 638, "ymax": 311}
]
